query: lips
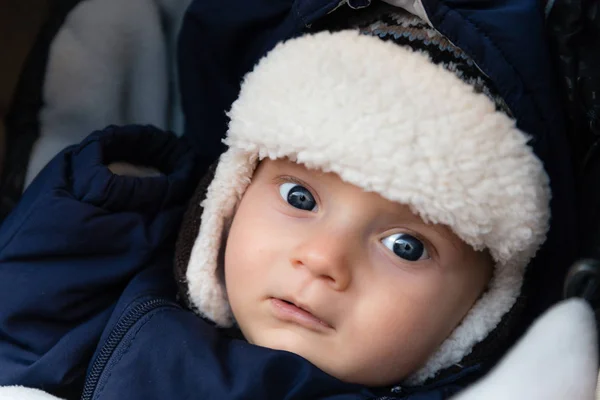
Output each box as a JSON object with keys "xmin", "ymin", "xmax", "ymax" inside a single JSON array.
[{"xmin": 270, "ymin": 298, "xmax": 333, "ymax": 332}]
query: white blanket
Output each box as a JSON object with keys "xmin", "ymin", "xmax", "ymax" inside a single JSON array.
[
  {"xmin": 453, "ymin": 299, "xmax": 598, "ymax": 400},
  {"xmin": 24, "ymin": 0, "xmax": 192, "ymax": 187}
]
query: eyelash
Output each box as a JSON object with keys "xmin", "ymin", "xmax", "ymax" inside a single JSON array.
[{"xmin": 274, "ymin": 175, "xmax": 309, "ymax": 187}]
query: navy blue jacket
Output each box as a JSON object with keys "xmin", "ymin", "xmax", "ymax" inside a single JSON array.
[
  {"xmin": 0, "ymin": 0, "xmax": 576, "ymax": 399},
  {"xmin": 0, "ymin": 126, "xmax": 477, "ymax": 399}
]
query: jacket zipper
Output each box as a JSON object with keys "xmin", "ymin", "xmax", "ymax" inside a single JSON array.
[{"xmin": 80, "ymin": 298, "xmax": 178, "ymax": 400}]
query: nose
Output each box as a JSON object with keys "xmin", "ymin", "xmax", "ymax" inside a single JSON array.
[{"xmin": 289, "ymin": 228, "xmax": 354, "ymax": 291}]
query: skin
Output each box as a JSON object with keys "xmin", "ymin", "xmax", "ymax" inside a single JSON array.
[{"xmin": 224, "ymin": 158, "xmax": 493, "ymax": 386}]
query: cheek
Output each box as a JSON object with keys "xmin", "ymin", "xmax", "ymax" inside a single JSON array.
[
  {"xmin": 224, "ymin": 199, "xmax": 289, "ymax": 293},
  {"xmin": 224, "ymin": 212, "xmax": 267, "ymax": 284},
  {"xmin": 324, "ymin": 289, "xmax": 437, "ymax": 384},
  {"xmin": 338, "ymin": 272, "xmax": 472, "ymax": 383},
  {"xmin": 223, "ymin": 202, "xmax": 275, "ymax": 335},
  {"xmin": 360, "ymin": 277, "xmax": 449, "ymax": 349}
]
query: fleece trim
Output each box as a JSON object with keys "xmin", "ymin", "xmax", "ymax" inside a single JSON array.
[{"xmin": 185, "ymin": 30, "xmax": 550, "ymax": 383}]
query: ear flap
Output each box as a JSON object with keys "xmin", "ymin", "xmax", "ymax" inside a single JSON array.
[{"xmin": 451, "ymin": 299, "xmax": 599, "ymax": 400}]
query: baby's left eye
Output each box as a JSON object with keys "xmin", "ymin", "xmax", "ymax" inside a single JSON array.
[{"xmin": 381, "ymin": 233, "xmax": 429, "ymax": 262}]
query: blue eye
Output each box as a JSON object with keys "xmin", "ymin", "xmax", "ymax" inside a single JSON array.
[
  {"xmin": 381, "ymin": 233, "xmax": 429, "ymax": 262},
  {"xmin": 279, "ymin": 183, "xmax": 317, "ymax": 211}
]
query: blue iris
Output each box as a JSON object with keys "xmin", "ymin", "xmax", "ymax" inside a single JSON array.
[
  {"xmin": 382, "ymin": 233, "xmax": 428, "ymax": 261},
  {"xmin": 280, "ymin": 183, "xmax": 316, "ymax": 211}
]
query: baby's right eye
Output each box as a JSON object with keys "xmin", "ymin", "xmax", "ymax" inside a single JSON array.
[{"xmin": 279, "ymin": 183, "xmax": 317, "ymax": 211}]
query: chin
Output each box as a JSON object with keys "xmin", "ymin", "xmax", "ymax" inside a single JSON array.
[
  {"xmin": 272, "ymin": 340, "xmax": 409, "ymax": 387},
  {"xmin": 254, "ymin": 332, "xmax": 349, "ymax": 382},
  {"xmin": 255, "ymin": 330, "xmax": 312, "ymax": 355}
]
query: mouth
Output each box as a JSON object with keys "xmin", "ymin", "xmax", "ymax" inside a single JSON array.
[{"xmin": 269, "ymin": 297, "xmax": 334, "ymax": 332}]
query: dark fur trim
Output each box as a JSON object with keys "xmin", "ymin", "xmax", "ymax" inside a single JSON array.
[{"xmin": 174, "ymin": 162, "xmax": 218, "ymax": 310}]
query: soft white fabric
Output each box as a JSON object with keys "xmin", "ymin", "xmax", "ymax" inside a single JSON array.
[
  {"xmin": 381, "ymin": 0, "xmax": 431, "ymax": 25},
  {"xmin": 25, "ymin": 0, "xmax": 191, "ymax": 188},
  {"xmin": 452, "ymin": 299, "xmax": 599, "ymax": 400},
  {"xmin": 185, "ymin": 30, "xmax": 550, "ymax": 383},
  {"xmin": 0, "ymin": 387, "xmax": 64, "ymax": 400}
]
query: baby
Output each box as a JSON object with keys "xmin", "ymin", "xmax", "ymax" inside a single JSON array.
[
  {"xmin": 0, "ymin": 6, "xmax": 552, "ymax": 400},
  {"xmin": 174, "ymin": 7, "xmax": 548, "ymax": 389}
]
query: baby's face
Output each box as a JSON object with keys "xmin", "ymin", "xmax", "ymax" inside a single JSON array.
[{"xmin": 224, "ymin": 159, "xmax": 492, "ymax": 386}]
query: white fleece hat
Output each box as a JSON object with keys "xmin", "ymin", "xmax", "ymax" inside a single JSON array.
[{"xmin": 181, "ymin": 24, "xmax": 550, "ymax": 384}]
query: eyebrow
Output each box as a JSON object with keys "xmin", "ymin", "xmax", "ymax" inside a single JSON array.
[{"xmin": 272, "ymin": 175, "xmax": 309, "ymax": 188}]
